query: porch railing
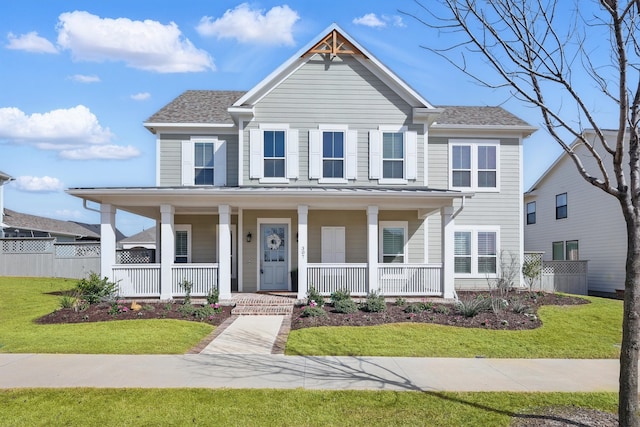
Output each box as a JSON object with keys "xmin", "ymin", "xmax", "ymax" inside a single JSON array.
[
  {"xmin": 307, "ymin": 263, "xmax": 368, "ymax": 296},
  {"xmin": 112, "ymin": 264, "xmax": 161, "ymax": 297},
  {"xmin": 378, "ymin": 264, "xmax": 442, "ymax": 296},
  {"xmin": 171, "ymin": 264, "xmax": 218, "ymax": 296}
]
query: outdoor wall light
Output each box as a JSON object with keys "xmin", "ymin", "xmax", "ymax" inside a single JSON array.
[{"xmin": 246, "ymin": 232, "xmax": 252, "ymax": 243}]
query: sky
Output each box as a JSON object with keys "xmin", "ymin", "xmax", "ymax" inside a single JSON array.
[{"xmin": 0, "ymin": 1, "xmax": 612, "ymax": 237}]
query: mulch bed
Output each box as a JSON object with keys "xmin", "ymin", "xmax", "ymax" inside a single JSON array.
[{"xmin": 290, "ymin": 291, "xmax": 588, "ymax": 331}]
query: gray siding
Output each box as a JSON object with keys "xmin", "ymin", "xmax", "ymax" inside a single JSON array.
[{"xmin": 243, "ymin": 55, "xmax": 425, "ymax": 186}]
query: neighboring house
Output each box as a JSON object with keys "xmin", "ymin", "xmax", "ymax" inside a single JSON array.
[
  {"xmin": 68, "ymin": 24, "xmax": 535, "ymax": 300},
  {"xmin": 0, "ymin": 170, "xmax": 13, "ymax": 237},
  {"xmin": 524, "ymin": 129, "xmax": 625, "ymax": 295},
  {"xmin": 120, "ymin": 226, "xmax": 156, "ymax": 250},
  {"xmin": 1, "ymin": 208, "xmax": 126, "ymax": 242}
]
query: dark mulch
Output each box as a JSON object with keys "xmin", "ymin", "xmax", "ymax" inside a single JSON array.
[
  {"xmin": 290, "ymin": 291, "xmax": 588, "ymax": 331},
  {"xmin": 36, "ymin": 301, "xmax": 233, "ymax": 326}
]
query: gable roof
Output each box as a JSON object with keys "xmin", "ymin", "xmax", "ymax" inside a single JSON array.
[
  {"xmin": 0, "ymin": 170, "xmax": 13, "ymax": 182},
  {"xmin": 121, "ymin": 226, "xmax": 156, "ymax": 244},
  {"xmin": 434, "ymin": 106, "xmax": 532, "ymax": 127},
  {"xmin": 1, "ymin": 208, "xmax": 126, "ymax": 240}
]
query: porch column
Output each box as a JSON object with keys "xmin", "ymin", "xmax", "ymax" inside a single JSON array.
[
  {"xmin": 154, "ymin": 220, "xmax": 161, "ymax": 263},
  {"xmin": 297, "ymin": 205, "xmax": 308, "ymax": 300},
  {"xmin": 367, "ymin": 206, "xmax": 379, "ymax": 293},
  {"xmin": 160, "ymin": 204, "xmax": 175, "ymax": 300},
  {"xmin": 441, "ymin": 206, "xmax": 455, "ymax": 299},
  {"xmin": 218, "ymin": 205, "xmax": 232, "ymax": 300},
  {"xmin": 100, "ymin": 204, "xmax": 116, "ymax": 281}
]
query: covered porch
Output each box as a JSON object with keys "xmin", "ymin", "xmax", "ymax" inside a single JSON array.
[{"xmin": 68, "ymin": 187, "xmax": 472, "ymax": 300}]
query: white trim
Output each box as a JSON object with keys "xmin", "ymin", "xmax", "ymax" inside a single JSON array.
[
  {"xmin": 238, "ymin": 208, "xmax": 244, "ymax": 292},
  {"xmin": 448, "ymin": 139, "xmax": 501, "ymax": 192},
  {"xmin": 216, "ymin": 223, "xmax": 237, "ymax": 279},
  {"xmin": 174, "ymin": 224, "xmax": 192, "ymax": 263},
  {"xmin": 238, "ymin": 120, "xmax": 245, "ymax": 186},
  {"xmin": 379, "ymin": 221, "xmax": 408, "ymax": 264},
  {"xmin": 155, "ymin": 137, "xmax": 161, "ymax": 186},
  {"xmin": 256, "ymin": 218, "xmax": 292, "ymax": 291},
  {"xmin": 317, "ymin": 124, "xmax": 349, "ymax": 182},
  {"xmin": 453, "ymin": 225, "xmax": 500, "ymax": 278}
]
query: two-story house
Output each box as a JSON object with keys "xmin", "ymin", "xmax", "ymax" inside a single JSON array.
[{"xmin": 68, "ymin": 24, "xmax": 535, "ymax": 301}]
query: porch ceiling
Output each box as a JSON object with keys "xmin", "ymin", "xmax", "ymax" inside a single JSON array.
[{"xmin": 67, "ymin": 186, "xmax": 473, "ymax": 220}]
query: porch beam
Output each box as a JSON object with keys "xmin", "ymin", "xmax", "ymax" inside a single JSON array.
[
  {"xmin": 160, "ymin": 204, "xmax": 175, "ymax": 300},
  {"xmin": 441, "ymin": 206, "xmax": 455, "ymax": 299},
  {"xmin": 218, "ymin": 205, "xmax": 232, "ymax": 300},
  {"xmin": 100, "ymin": 204, "xmax": 116, "ymax": 281},
  {"xmin": 367, "ymin": 206, "xmax": 379, "ymax": 293},
  {"xmin": 297, "ymin": 205, "xmax": 308, "ymax": 300}
]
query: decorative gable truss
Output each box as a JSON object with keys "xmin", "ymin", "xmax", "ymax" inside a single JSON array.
[{"xmin": 303, "ymin": 29, "xmax": 366, "ymax": 58}]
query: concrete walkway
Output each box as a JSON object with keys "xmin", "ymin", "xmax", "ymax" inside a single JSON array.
[
  {"xmin": 0, "ymin": 354, "xmax": 620, "ymax": 391},
  {"xmin": 200, "ymin": 315, "xmax": 285, "ymax": 355}
]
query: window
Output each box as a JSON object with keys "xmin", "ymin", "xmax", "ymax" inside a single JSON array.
[
  {"xmin": 379, "ymin": 222, "xmax": 407, "ymax": 263},
  {"xmin": 194, "ymin": 142, "xmax": 214, "ymax": 185},
  {"xmin": 322, "ymin": 131, "xmax": 344, "ymax": 178},
  {"xmin": 249, "ymin": 126, "xmax": 299, "ymax": 182},
  {"xmin": 566, "ymin": 240, "xmax": 579, "ymax": 260},
  {"xmin": 556, "ymin": 193, "xmax": 567, "ymax": 219},
  {"xmin": 263, "ymin": 130, "xmax": 285, "ymax": 178},
  {"xmin": 175, "ymin": 225, "xmax": 191, "ymax": 263},
  {"xmin": 449, "ymin": 140, "xmax": 499, "ymax": 190},
  {"xmin": 526, "ymin": 202, "xmax": 536, "ymax": 225},
  {"xmin": 454, "ymin": 228, "xmax": 499, "ymax": 275},
  {"xmin": 383, "ymin": 132, "xmax": 404, "ymax": 179},
  {"xmin": 552, "ymin": 241, "xmax": 564, "ymax": 260}
]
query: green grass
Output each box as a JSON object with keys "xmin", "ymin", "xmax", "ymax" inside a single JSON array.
[
  {"xmin": 0, "ymin": 277, "xmax": 213, "ymax": 354},
  {"xmin": 286, "ymin": 296, "xmax": 623, "ymax": 358},
  {"xmin": 0, "ymin": 388, "xmax": 617, "ymax": 426}
]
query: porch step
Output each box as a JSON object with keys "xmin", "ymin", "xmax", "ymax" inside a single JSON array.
[{"xmin": 231, "ymin": 293, "xmax": 295, "ymax": 316}]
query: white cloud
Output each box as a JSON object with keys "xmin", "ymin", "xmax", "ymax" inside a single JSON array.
[
  {"xmin": 69, "ymin": 74, "xmax": 100, "ymax": 83},
  {"xmin": 130, "ymin": 92, "xmax": 151, "ymax": 101},
  {"xmin": 14, "ymin": 176, "xmax": 64, "ymax": 193},
  {"xmin": 353, "ymin": 13, "xmax": 406, "ymax": 28},
  {"xmin": 56, "ymin": 11, "xmax": 214, "ymax": 73},
  {"xmin": 0, "ymin": 105, "xmax": 139, "ymax": 160},
  {"xmin": 196, "ymin": 3, "xmax": 299, "ymax": 46},
  {"xmin": 6, "ymin": 31, "xmax": 58, "ymax": 53},
  {"xmin": 60, "ymin": 144, "xmax": 140, "ymax": 160}
]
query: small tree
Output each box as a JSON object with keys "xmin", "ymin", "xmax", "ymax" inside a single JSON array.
[{"xmin": 522, "ymin": 256, "xmax": 543, "ymax": 293}]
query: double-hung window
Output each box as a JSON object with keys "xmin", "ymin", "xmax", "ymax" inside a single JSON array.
[
  {"xmin": 454, "ymin": 228, "xmax": 499, "ymax": 275},
  {"xmin": 369, "ymin": 126, "xmax": 418, "ymax": 183},
  {"xmin": 309, "ymin": 125, "xmax": 357, "ymax": 183},
  {"xmin": 449, "ymin": 140, "xmax": 499, "ymax": 191},
  {"xmin": 526, "ymin": 201, "xmax": 536, "ymax": 225},
  {"xmin": 553, "ymin": 240, "xmax": 579, "ymax": 260},
  {"xmin": 181, "ymin": 138, "xmax": 226, "ymax": 186},
  {"xmin": 556, "ymin": 193, "xmax": 567, "ymax": 219},
  {"xmin": 249, "ymin": 125, "xmax": 299, "ymax": 183},
  {"xmin": 379, "ymin": 222, "xmax": 408, "ymax": 263}
]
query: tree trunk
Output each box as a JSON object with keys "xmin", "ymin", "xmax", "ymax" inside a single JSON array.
[{"xmin": 620, "ymin": 204, "xmax": 640, "ymax": 426}]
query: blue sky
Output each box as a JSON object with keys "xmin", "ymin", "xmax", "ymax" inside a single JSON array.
[{"xmin": 0, "ymin": 1, "xmax": 588, "ymax": 236}]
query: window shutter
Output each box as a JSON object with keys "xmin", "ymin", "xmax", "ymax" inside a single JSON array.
[
  {"xmin": 181, "ymin": 141, "xmax": 194, "ymax": 185},
  {"xmin": 309, "ymin": 129, "xmax": 321, "ymax": 179},
  {"xmin": 369, "ymin": 130, "xmax": 381, "ymax": 179},
  {"xmin": 214, "ymin": 140, "xmax": 227, "ymax": 186},
  {"xmin": 321, "ymin": 227, "xmax": 346, "ymax": 263},
  {"xmin": 406, "ymin": 131, "xmax": 417, "ymax": 180},
  {"xmin": 346, "ymin": 130, "xmax": 358, "ymax": 180},
  {"xmin": 286, "ymin": 129, "xmax": 299, "ymax": 179},
  {"xmin": 249, "ymin": 129, "xmax": 263, "ymax": 179}
]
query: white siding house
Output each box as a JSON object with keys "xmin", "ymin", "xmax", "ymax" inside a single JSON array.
[
  {"xmin": 68, "ymin": 24, "xmax": 535, "ymax": 300},
  {"xmin": 524, "ymin": 129, "xmax": 627, "ymax": 294}
]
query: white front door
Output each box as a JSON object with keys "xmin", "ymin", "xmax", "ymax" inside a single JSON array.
[{"xmin": 260, "ymin": 224, "xmax": 288, "ymax": 290}]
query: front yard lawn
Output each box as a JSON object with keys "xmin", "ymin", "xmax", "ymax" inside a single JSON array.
[
  {"xmin": 0, "ymin": 277, "xmax": 213, "ymax": 354},
  {"xmin": 286, "ymin": 295, "xmax": 623, "ymax": 358}
]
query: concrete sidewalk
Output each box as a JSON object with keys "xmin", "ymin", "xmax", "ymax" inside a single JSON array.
[{"xmin": 0, "ymin": 354, "xmax": 619, "ymax": 392}]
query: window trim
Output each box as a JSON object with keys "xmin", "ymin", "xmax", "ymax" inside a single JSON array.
[
  {"xmin": 448, "ymin": 140, "xmax": 500, "ymax": 192},
  {"xmin": 318, "ymin": 124, "xmax": 348, "ymax": 184},
  {"xmin": 378, "ymin": 221, "xmax": 408, "ymax": 264},
  {"xmin": 380, "ymin": 125, "xmax": 407, "ymax": 184},
  {"xmin": 257, "ymin": 124, "xmax": 292, "ymax": 184},
  {"xmin": 526, "ymin": 201, "xmax": 536, "ymax": 225},
  {"xmin": 556, "ymin": 193, "xmax": 567, "ymax": 219},
  {"xmin": 566, "ymin": 240, "xmax": 579, "ymax": 261},
  {"xmin": 453, "ymin": 226, "xmax": 500, "ymax": 278},
  {"xmin": 182, "ymin": 137, "xmax": 226, "ymax": 187},
  {"xmin": 552, "ymin": 241, "xmax": 564, "ymax": 260},
  {"xmin": 174, "ymin": 225, "xmax": 192, "ymax": 264}
]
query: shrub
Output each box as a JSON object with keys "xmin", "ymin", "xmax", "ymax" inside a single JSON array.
[
  {"xmin": 361, "ymin": 290, "xmax": 386, "ymax": 313},
  {"xmin": 404, "ymin": 304, "xmax": 423, "ymax": 314},
  {"xmin": 394, "ymin": 297, "xmax": 407, "ymax": 306},
  {"xmin": 333, "ymin": 298, "xmax": 358, "ymax": 314},
  {"xmin": 455, "ymin": 297, "xmax": 491, "ymax": 318},
  {"xmin": 206, "ymin": 287, "xmax": 219, "ymax": 305},
  {"xmin": 433, "ymin": 305, "xmax": 450, "ymax": 315},
  {"xmin": 177, "ymin": 303, "xmax": 196, "ymax": 317},
  {"xmin": 76, "ymin": 273, "xmax": 118, "ymax": 304},
  {"xmin": 301, "ymin": 306, "xmax": 327, "ymax": 318},
  {"xmin": 59, "ymin": 295, "xmax": 76, "ymax": 309},
  {"xmin": 306, "ymin": 286, "xmax": 325, "ymax": 307},
  {"xmin": 193, "ymin": 305, "xmax": 217, "ymax": 320},
  {"xmin": 330, "ymin": 288, "xmax": 351, "ymax": 304},
  {"xmin": 179, "ymin": 280, "xmax": 193, "ymax": 305},
  {"xmin": 419, "ymin": 302, "xmax": 434, "ymax": 312},
  {"xmin": 510, "ymin": 299, "xmax": 530, "ymax": 314}
]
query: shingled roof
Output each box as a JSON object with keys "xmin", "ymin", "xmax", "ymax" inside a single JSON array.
[
  {"xmin": 144, "ymin": 90, "xmax": 530, "ymax": 128},
  {"xmin": 145, "ymin": 90, "xmax": 246, "ymax": 125}
]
